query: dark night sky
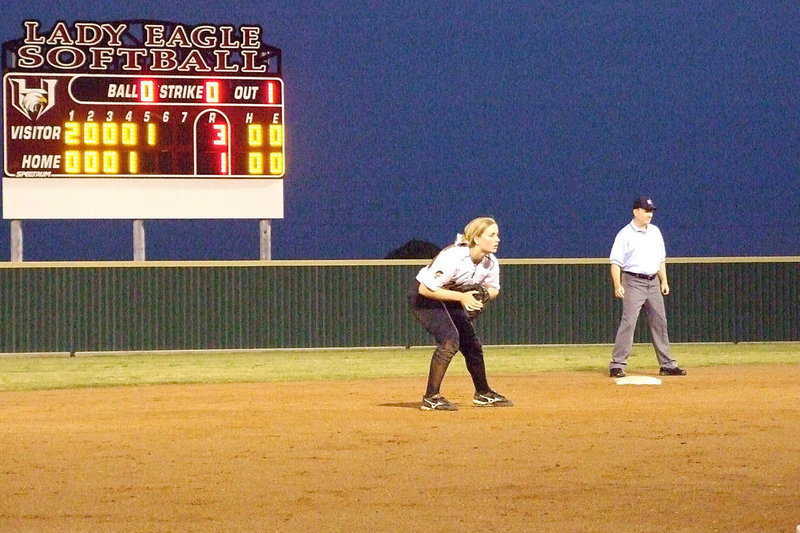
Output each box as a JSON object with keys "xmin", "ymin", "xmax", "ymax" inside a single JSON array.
[{"xmin": 1, "ymin": 1, "xmax": 798, "ymax": 260}]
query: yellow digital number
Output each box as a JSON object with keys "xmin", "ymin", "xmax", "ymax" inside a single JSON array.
[
  {"xmin": 269, "ymin": 125, "xmax": 283, "ymax": 147},
  {"xmin": 248, "ymin": 152, "xmax": 264, "ymax": 174},
  {"xmin": 147, "ymin": 123, "xmax": 157, "ymax": 146},
  {"xmin": 64, "ymin": 122, "xmax": 81, "ymax": 145},
  {"xmin": 128, "ymin": 151, "xmax": 138, "ymax": 173},
  {"xmin": 64, "ymin": 150, "xmax": 81, "ymax": 173},
  {"xmin": 84, "ymin": 151, "xmax": 100, "ymax": 173},
  {"xmin": 102, "ymin": 123, "xmax": 118, "ymax": 146},
  {"xmin": 121, "ymin": 123, "xmax": 137, "ymax": 145},
  {"xmin": 84, "ymin": 122, "xmax": 100, "ymax": 145},
  {"xmin": 269, "ymin": 152, "xmax": 284, "ymax": 175},
  {"xmin": 102, "ymin": 151, "xmax": 119, "ymax": 173},
  {"xmin": 248, "ymin": 124, "xmax": 263, "ymax": 147}
]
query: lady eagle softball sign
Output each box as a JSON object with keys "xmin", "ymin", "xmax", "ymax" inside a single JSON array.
[{"xmin": 2, "ymin": 20, "xmax": 286, "ymax": 219}]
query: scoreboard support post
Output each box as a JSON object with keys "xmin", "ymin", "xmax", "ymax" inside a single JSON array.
[
  {"xmin": 10, "ymin": 220, "xmax": 22, "ymax": 262},
  {"xmin": 259, "ymin": 219, "xmax": 271, "ymax": 260},
  {"xmin": 133, "ymin": 220, "xmax": 146, "ymax": 261}
]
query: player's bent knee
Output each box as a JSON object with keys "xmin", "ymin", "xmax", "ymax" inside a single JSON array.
[
  {"xmin": 433, "ymin": 339, "xmax": 459, "ymax": 363},
  {"xmin": 442, "ymin": 338, "xmax": 459, "ymax": 354}
]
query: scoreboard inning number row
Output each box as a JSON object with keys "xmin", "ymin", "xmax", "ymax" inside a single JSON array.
[{"xmin": 3, "ymin": 73, "xmax": 285, "ymax": 178}]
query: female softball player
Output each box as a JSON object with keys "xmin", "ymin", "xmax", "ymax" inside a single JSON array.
[{"xmin": 408, "ymin": 216, "xmax": 513, "ymax": 411}]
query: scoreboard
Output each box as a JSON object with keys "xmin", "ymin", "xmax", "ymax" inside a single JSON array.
[
  {"xmin": 3, "ymin": 73, "xmax": 285, "ymax": 178},
  {"xmin": 2, "ymin": 20, "xmax": 286, "ymax": 220}
]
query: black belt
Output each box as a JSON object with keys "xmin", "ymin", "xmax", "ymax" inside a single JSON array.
[{"xmin": 623, "ymin": 271, "xmax": 657, "ymax": 281}]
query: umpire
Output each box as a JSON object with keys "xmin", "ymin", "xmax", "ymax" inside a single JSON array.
[{"xmin": 608, "ymin": 196, "xmax": 687, "ymax": 378}]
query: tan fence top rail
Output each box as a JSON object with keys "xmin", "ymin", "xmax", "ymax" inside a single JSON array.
[{"xmin": 0, "ymin": 256, "xmax": 798, "ymax": 269}]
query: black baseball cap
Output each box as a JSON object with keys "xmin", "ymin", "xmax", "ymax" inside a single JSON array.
[{"xmin": 632, "ymin": 196, "xmax": 656, "ymax": 210}]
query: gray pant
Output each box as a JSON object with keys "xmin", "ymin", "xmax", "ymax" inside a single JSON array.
[{"xmin": 610, "ymin": 274, "xmax": 677, "ymax": 370}]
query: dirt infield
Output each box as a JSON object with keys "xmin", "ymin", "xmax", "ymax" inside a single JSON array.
[{"xmin": 1, "ymin": 365, "xmax": 798, "ymax": 532}]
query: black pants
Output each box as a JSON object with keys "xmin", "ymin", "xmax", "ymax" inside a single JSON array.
[{"xmin": 408, "ymin": 283, "xmax": 490, "ymax": 396}]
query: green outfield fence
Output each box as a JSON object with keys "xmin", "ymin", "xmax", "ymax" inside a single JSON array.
[{"xmin": 0, "ymin": 257, "xmax": 798, "ymax": 354}]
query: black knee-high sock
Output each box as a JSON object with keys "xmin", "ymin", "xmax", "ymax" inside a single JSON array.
[
  {"xmin": 425, "ymin": 341, "xmax": 457, "ymax": 396},
  {"xmin": 465, "ymin": 357, "xmax": 489, "ymax": 393}
]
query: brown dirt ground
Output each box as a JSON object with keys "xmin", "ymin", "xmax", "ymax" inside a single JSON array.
[{"xmin": 1, "ymin": 365, "xmax": 799, "ymax": 533}]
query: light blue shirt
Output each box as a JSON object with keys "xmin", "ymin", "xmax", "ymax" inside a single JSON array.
[{"xmin": 609, "ymin": 221, "xmax": 666, "ymax": 275}]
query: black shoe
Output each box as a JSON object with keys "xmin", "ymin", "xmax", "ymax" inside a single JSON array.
[
  {"xmin": 659, "ymin": 366, "xmax": 687, "ymax": 376},
  {"xmin": 421, "ymin": 394, "xmax": 458, "ymax": 411},
  {"xmin": 609, "ymin": 368, "xmax": 625, "ymax": 378},
  {"xmin": 473, "ymin": 390, "xmax": 513, "ymax": 407}
]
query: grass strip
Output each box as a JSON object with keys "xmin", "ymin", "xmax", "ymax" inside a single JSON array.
[{"xmin": 0, "ymin": 342, "xmax": 797, "ymax": 392}]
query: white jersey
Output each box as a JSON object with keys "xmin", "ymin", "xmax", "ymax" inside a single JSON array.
[
  {"xmin": 416, "ymin": 244, "xmax": 500, "ymax": 291},
  {"xmin": 609, "ymin": 221, "xmax": 666, "ymax": 275}
]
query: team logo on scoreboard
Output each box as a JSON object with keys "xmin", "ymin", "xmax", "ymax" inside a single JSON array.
[{"xmin": 8, "ymin": 78, "xmax": 56, "ymax": 120}]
